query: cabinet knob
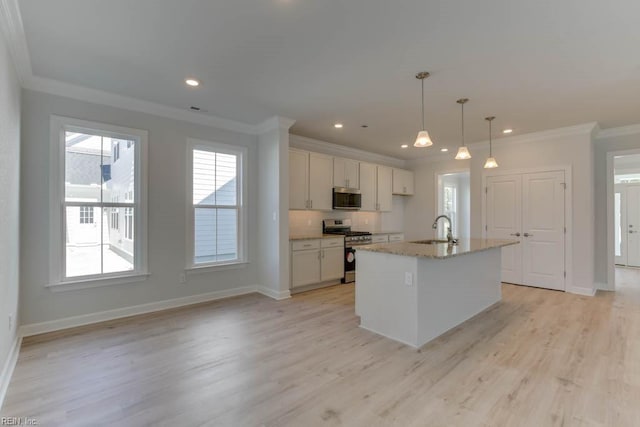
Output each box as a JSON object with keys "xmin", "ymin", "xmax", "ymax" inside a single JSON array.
[
  {"xmin": 510, "ymin": 232, "xmax": 521, "ymax": 237},
  {"xmin": 523, "ymin": 233, "xmax": 533, "ymax": 237}
]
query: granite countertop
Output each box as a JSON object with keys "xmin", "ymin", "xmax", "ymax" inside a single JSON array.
[
  {"xmin": 357, "ymin": 238, "xmax": 518, "ymax": 259},
  {"xmin": 290, "ymin": 234, "xmax": 345, "ymax": 241},
  {"xmin": 370, "ymin": 231, "xmax": 404, "ymax": 235}
]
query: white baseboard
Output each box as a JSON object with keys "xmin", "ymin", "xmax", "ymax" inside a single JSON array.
[
  {"xmin": 566, "ymin": 286, "xmax": 597, "ymax": 297},
  {"xmin": 0, "ymin": 334, "xmax": 22, "ymax": 411},
  {"xmin": 256, "ymin": 286, "xmax": 291, "ymax": 300},
  {"xmin": 19, "ymin": 285, "xmax": 259, "ymax": 337},
  {"xmin": 594, "ymin": 282, "xmax": 612, "ymax": 291}
]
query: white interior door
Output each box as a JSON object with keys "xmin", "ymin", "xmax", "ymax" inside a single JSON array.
[
  {"xmin": 626, "ymin": 186, "xmax": 640, "ymax": 267},
  {"xmin": 521, "ymin": 171, "xmax": 565, "ymax": 291},
  {"xmin": 486, "ymin": 175, "xmax": 522, "ymax": 284},
  {"xmin": 615, "ymin": 186, "xmax": 627, "ymax": 265}
]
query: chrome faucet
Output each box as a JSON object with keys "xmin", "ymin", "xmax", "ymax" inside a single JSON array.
[{"xmin": 432, "ymin": 215, "xmax": 457, "ymax": 244}]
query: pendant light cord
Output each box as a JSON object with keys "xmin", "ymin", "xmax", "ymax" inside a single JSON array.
[
  {"xmin": 461, "ymin": 102, "xmax": 465, "ymax": 147},
  {"xmin": 489, "ymin": 119, "xmax": 492, "ymax": 156},
  {"xmin": 421, "ymin": 78, "xmax": 425, "ymax": 131}
]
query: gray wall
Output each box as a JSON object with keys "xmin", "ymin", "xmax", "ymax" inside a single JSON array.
[
  {"xmin": 594, "ymin": 131, "xmax": 640, "ymax": 288},
  {"xmin": 0, "ymin": 30, "xmax": 21, "ymax": 374},
  {"xmin": 20, "ymin": 89, "xmax": 261, "ymax": 325}
]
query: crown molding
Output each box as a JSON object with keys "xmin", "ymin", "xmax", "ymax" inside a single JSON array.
[
  {"xmin": 289, "ymin": 134, "xmax": 406, "ymax": 168},
  {"xmin": 255, "ymin": 116, "xmax": 296, "ymax": 134},
  {"xmin": 596, "ymin": 123, "xmax": 640, "ymax": 140},
  {"xmin": 0, "ymin": 0, "xmax": 32, "ymax": 84},
  {"xmin": 466, "ymin": 122, "xmax": 598, "ymax": 150},
  {"xmin": 25, "ymin": 76, "xmax": 259, "ymax": 134}
]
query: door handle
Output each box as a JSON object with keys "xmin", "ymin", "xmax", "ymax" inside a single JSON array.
[
  {"xmin": 510, "ymin": 233, "xmax": 521, "ymax": 237},
  {"xmin": 523, "ymin": 233, "xmax": 533, "ymax": 237},
  {"xmin": 630, "ymin": 230, "xmax": 636, "ymax": 234}
]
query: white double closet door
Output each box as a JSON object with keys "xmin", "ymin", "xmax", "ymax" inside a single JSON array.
[
  {"xmin": 486, "ymin": 170, "xmax": 566, "ymax": 291},
  {"xmin": 615, "ymin": 185, "xmax": 640, "ymax": 267}
]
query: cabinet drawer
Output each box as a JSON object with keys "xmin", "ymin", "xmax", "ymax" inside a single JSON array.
[
  {"xmin": 321, "ymin": 237, "xmax": 344, "ymax": 248},
  {"xmin": 372, "ymin": 235, "xmax": 389, "ymax": 244},
  {"xmin": 292, "ymin": 240, "xmax": 321, "ymax": 251},
  {"xmin": 388, "ymin": 233, "xmax": 404, "ymax": 242}
]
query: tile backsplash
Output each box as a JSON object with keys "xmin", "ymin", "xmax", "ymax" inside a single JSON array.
[{"xmin": 289, "ymin": 210, "xmax": 380, "ymax": 236}]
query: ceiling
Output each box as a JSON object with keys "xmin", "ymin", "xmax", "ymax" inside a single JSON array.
[{"xmin": 18, "ymin": 0, "xmax": 640, "ymax": 159}]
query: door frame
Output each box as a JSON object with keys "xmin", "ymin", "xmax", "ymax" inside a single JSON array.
[
  {"xmin": 481, "ymin": 165, "xmax": 573, "ymax": 292},
  {"xmin": 606, "ymin": 148, "xmax": 640, "ymax": 291}
]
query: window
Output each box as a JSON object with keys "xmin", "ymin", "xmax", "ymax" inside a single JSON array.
[
  {"xmin": 50, "ymin": 116, "xmax": 148, "ymax": 287},
  {"xmin": 79, "ymin": 206, "xmax": 94, "ymax": 224},
  {"xmin": 187, "ymin": 139, "xmax": 246, "ymax": 268},
  {"xmin": 113, "ymin": 141, "xmax": 120, "ymax": 162}
]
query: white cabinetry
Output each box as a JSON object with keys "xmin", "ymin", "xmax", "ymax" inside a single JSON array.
[
  {"xmin": 320, "ymin": 238, "xmax": 344, "ymax": 281},
  {"xmin": 291, "ymin": 238, "xmax": 344, "ymax": 289},
  {"xmin": 334, "ymin": 157, "xmax": 360, "ymax": 189},
  {"xmin": 289, "ymin": 149, "xmax": 333, "ymax": 211},
  {"xmin": 291, "ymin": 240, "xmax": 321, "ymax": 288},
  {"xmin": 359, "ymin": 163, "xmax": 393, "ymax": 212},
  {"xmin": 392, "ymin": 168, "xmax": 415, "ymax": 195},
  {"xmin": 389, "ymin": 233, "xmax": 405, "ymax": 242},
  {"xmin": 289, "ymin": 149, "xmax": 310, "ymax": 210},
  {"xmin": 377, "ymin": 166, "xmax": 393, "ymax": 211},
  {"xmin": 372, "ymin": 234, "xmax": 389, "ymax": 244}
]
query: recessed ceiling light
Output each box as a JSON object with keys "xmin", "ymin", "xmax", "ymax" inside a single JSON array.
[
  {"xmin": 440, "ymin": 148, "xmax": 449, "ymax": 152},
  {"xmin": 401, "ymin": 144, "xmax": 409, "ymax": 148},
  {"xmin": 334, "ymin": 123, "xmax": 343, "ymax": 129},
  {"xmin": 503, "ymin": 129, "xmax": 513, "ymax": 134},
  {"xmin": 185, "ymin": 78, "xmax": 200, "ymax": 87}
]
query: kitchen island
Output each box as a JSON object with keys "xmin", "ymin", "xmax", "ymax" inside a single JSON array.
[{"xmin": 355, "ymin": 239, "xmax": 518, "ymax": 348}]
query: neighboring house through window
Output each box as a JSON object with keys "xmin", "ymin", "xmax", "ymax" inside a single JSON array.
[
  {"xmin": 49, "ymin": 116, "xmax": 148, "ymax": 287},
  {"xmin": 187, "ymin": 139, "xmax": 246, "ymax": 268}
]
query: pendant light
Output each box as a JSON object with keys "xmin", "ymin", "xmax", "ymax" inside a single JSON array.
[
  {"xmin": 414, "ymin": 72, "xmax": 433, "ymax": 147},
  {"xmin": 484, "ymin": 116, "xmax": 498, "ymax": 169},
  {"xmin": 454, "ymin": 98, "xmax": 471, "ymax": 160}
]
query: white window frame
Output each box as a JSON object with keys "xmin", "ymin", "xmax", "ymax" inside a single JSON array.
[
  {"xmin": 186, "ymin": 138, "xmax": 248, "ymax": 271},
  {"xmin": 49, "ymin": 116, "xmax": 149, "ymax": 291}
]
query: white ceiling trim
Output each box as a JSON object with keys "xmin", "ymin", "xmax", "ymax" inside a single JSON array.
[
  {"xmin": 0, "ymin": 0, "xmax": 277, "ymax": 136},
  {"xmin": 0, "ymin": 0, "xmax": 32, "ymax": 85},
  {"xmin": 596, "ymin": 123, "xmax": 640, "ymax": 140},
  {"xmin": 290, "ymin": 134, "xmax": 406, "ymax": 168},
  {"xmin": 467, "ymin": 122, "xmax": 598, "ymax": 150},
  {"xmin": 26, "ymin": 75, "xmax": 261, "ymax": 135}
]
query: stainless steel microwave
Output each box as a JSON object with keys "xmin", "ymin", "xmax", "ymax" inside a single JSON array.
[{"xmin": 333, "ymin": 187, "xmax": 361, "ymax": 210}]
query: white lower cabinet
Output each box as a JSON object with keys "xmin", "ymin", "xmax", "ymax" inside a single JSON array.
[
  {"xmin": 389, "ymin": 233, "xmax": 404, "ymax": 242},
  {"xmin": 291, "ymin": 238, "xmax": 344, "ymax": 289},
  {"xmin": 291, "ymin": 249, "xmax": 321, "ymax": 288},
  {"xmin": 320, "ymin": 246, "xmax": 343, "ymax": 281},
  {"xmin": 372, "ymin": 234, "xmax": 389, "ymax": 244}
]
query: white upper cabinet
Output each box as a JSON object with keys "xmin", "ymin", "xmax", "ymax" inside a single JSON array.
[
  {"xmin": 308, "ymin": 153, "xmax": 334, "ymax": 211},
  {"xmin": 359, "ymin": 162, "xmax": 377, "ymax": 211},
  {"xmin": 392, "ymin": 168, "xmax": 414, "ymax": 195},
  {"xmin": 289, "ymin": 149, "xmax": 333, "ymax": 211},
  {"xmin": 359, "ymin": 162, "xmax": 393, "ymax": 212},
  {"xmin": 289, "ymin": 149, "xmax": 310, "ymax": 210},
  {"xmin": 377, "ymin": 166, "xmax": 393, "ymax": 212},
  {"xmin": 334, "ymin": 157, "xmax": 360, "ymax": 189}
]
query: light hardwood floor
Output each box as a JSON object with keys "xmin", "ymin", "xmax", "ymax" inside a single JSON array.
[{"xmin": 2, "ymin": 277, "xmax": 640, "ymax": 426}]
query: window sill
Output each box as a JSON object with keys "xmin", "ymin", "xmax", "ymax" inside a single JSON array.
[
  {"xmin": 47, "ymin": 273, "xmax": 150, "ymax": 292},
  {"xmin": 185, "ymin": 261, "xmax": 249, "ymax": 275}
]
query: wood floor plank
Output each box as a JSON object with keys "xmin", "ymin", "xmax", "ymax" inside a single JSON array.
[{"xmin": 3, "ymin": 271, "xmax": 640, "ymax": 426}]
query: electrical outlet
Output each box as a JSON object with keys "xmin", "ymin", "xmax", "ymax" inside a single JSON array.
[
  {"xmin": 8, "ymin": 313, "xmax": 13, "ymax": 330},
  {"xmin": 364, "ymin": 219, "xmax": 369, "ymax": 225},
  {"xmin": 179, "ymin": 273, "xmax": 187, "ymax": 284},
  {"xmin": 404, "ymin": 272, "xmax": 413, "ymax": 287},
  {"xmin": 307, "ymin": 219, "xmax": 312, "ymax": 226}
]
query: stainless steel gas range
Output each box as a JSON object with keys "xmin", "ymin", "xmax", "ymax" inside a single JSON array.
[{"xmin": 323, "ymin": 219, "xmax": 372, "ymax": 283}]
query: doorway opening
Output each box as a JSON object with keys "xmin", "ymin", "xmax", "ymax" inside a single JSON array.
[
  {"xmin": 435, "ymin": 171, "xmax": 470, "ymax": 239},
  {"xmin": 611, "ymin": 154, "xmax": 640, "ymax": 289}
]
